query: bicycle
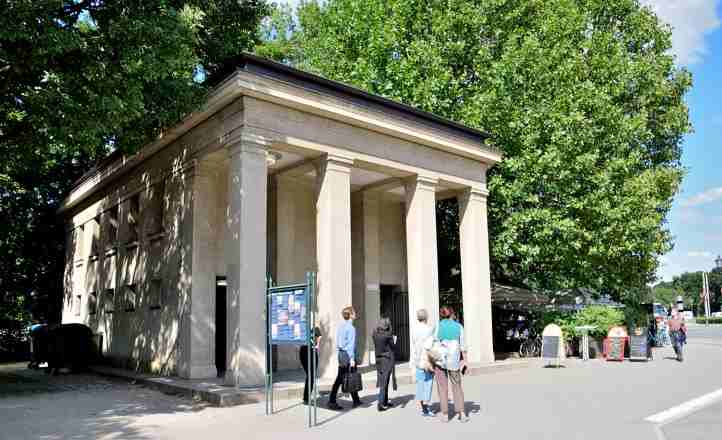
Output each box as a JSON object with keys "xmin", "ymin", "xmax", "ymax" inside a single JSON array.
[{"xmin": 518, "ymin": 334, "xmax": 542, "ymax": 358}]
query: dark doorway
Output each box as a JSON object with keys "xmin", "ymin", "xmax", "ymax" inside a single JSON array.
[
  {"xmin": 215, "ymin": 277, "xmax": 227, "ymax": 378},
  {"xmin": 380, "ymin": 285, "xmax": 410, "ymax": 362}
]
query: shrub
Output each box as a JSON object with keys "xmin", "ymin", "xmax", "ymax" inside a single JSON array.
[
  {"xmin": 623, "ymin": 304, "xmax": 649, "ymax": 331},
  {"xmin": 537, "ymin": 310, "xmax": 577, "ymax": 342},
  {"xmin": 573, "ymin": 306, "xmax": 625, "ymax": 338}
]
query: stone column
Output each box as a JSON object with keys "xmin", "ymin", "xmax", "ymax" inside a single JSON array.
[
  {"xmin": 458, "ymin": 187, "xmax": 495, "ymax": 364},
  {"xmin": 224, "ymin": 140, "xmax": 268, "ymax": 386},
  {"xmin": 315, "ymin": 154, "xmax": 353, "ymax": 379},
  {"xmin": 351, "ymin": 191, "xmax": 381, "ymax": 365},
  {"xmin": 361, "ymin": 192, "xmax": 381, "ymax": 365},
  {"xmin": 186, "ymin": 161, "xmax": 218, "ymax": 378},
  {"xmin": 405, "ymin": 175, "xmax": 440, "ymax": 332}
]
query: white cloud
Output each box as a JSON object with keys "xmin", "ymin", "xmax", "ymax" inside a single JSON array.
[
  {"xmin": 641, "ymin": 0, "xmax": 721, "ymax": 65},
  {"xmin": 681, "ymin": 186, "xmax": 722, "ymax": 206},
  {"xmin": 687, "ymin": 251, "xmax": 713, "ymax": 257},
  {"xmin": 278, "ymin": 0, "xmax": 301, "ymax": 8}
]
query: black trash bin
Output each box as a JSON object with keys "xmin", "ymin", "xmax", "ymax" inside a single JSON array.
[
  {"xmin": 46, "ymin": 323, "xmax": 96, "ymax": 375},
  {"xmin": 28, "ymin": 324, "xmax": 49, "ymax": 369}
]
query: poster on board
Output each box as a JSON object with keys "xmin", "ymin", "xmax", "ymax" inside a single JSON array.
[{"xmin": 270, "ymin": 289, "xmax": 307, "ymax": 345}]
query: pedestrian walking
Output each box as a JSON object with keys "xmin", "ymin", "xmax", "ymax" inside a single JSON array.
[
  {"xmin": 435, "ymin": 306, "xmax": 469, "ymax": 423},
  {"xmin": 299, "ymin": 326, "xmax": 321, "ymax": 405},
  {"xmin": 410, "ymin": 308, "xmax": 435, "ymax": 417},
  {"xmin": 372, "ymin": 317, "xmax": 396, "ymax": 411},
  {"xmin": 328, "ymin": 306, "xmax": 362, "ymax": 410},
  {"xmin": 668, "ymin": 308, "xmax": 687, "ymax": 362}
]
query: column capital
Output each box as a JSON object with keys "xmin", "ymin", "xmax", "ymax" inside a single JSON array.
[
  {"xmin": 314, "ymin": 153, "xmax": 354, "ymax": 174},
  {"xmin": 405, "ymin": 174, "xmax": 439, "ymax": 192},
  {"xmin": 227, "ymin": 140, "xmax": 267, "ymax": 158},
  {"xmin": 188, "ymin": 159, "xmax": 224, "ymax": 179},
  {"xmin": 459, "ymin": 186, "xmax": 489, "ymax": 202}
]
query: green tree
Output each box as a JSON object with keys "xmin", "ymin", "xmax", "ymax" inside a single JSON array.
[
  {"xmin": 1, "ymin": 1, "xmax": 270, "ymax": 324},
  {"xmin": 286, "ymin": 0, "xmax": 690, "ymax": 298},
  {"xmin": 655, "ymin": 269, "xmax": 722, "ymax": 315}
]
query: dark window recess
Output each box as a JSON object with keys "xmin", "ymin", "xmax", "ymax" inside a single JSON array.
[
  {"xmin": 149, "ymin": 279, "xmax": 162, "ymax": 310},
  {"xmin": 107, "ymin": 206, "xmax": 119, "ymax": 245},
  {"xmin": 124, "ymin": 284, "xmax": 136, "ymax": 312},
  {"xmin": 127, "ymin": 194, "xmax": 140, "ymax": 243},
  {"xmin": 146, "ymin": 181, "xmax": 165, "ymax": 236},
  {"xmin": 103, "ymin": 289, "xmax": 115, "ymax": 314},
  {"xmin": 88, "ymin": 292, "xmax": 98, "ymax": 315},
  {"xmin": 90, "ymin": 217, "xmax": 101, "ymax": 257}
]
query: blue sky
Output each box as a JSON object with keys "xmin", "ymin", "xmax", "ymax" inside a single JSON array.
[
  {"xmin": 280, "ymin": 0, "xmax": 721, "ymax": 281},
  {"xmin": 645, "ymin": 0, "xmax": 722, "ymax": 281}
]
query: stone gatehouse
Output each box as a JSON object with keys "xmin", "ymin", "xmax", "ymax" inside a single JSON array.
[{"xmin": 59, "ymin": 54, "xmax": 501, "ymax": 386}]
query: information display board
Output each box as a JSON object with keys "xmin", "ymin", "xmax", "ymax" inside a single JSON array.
[
  {"xmin": 266, "ymin": 272, "xmax": 318, "ymax": 428},
  {"xmin": 269, "ymin": 288, "xmax": 307, "ymax": 345},
  {"xmin": 629, "ymin": 335, "xmax": 649, "ymax": 361}
]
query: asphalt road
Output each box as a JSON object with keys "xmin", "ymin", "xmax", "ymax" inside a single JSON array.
[{"xmin": 1, "ymin": 325, "xmax": 721, "ymax": 440}]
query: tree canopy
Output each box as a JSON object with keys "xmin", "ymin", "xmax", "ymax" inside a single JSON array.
[
  {"xmin": 1, "ymin": 1, "xmax": 269, "ymax": 323},
  {"xmin": 654, "ymin": 269, "xmax": 722, "ymax": 314},
  {"xmin": 265, "ymin": 0, "xmax": 691, "ymax": 299}
]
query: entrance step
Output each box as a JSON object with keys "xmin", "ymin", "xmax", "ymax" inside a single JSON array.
[{"xmin": 89, "ymin": 359, "xmax": 530, "ymax": 407}]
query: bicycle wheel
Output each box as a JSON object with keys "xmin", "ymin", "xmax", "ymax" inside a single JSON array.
[
  {"xmin": 518, "ymin": 341, "xmax": 528, "ymax": 357},
  {"xmin": 518, "ymin": 342, "xmax": 525, "ymax": 358},
  {"xmin": 532, "ymin": 338, "xmax": 542, "ymax": 357}
]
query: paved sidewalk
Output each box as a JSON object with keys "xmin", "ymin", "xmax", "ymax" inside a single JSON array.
[{"xmin": 2, "ymin": 336, "xmax": 721, "ymax": 440}]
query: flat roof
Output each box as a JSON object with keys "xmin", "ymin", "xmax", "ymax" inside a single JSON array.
[
  {"xmin": 70, "ymin": 53, "xmax": 496, "ymax": 193},
  {"xmin": 234, "ymin": 53, "xmax": 492, "ymax": 144}
]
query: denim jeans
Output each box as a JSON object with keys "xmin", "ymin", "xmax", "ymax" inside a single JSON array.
[{"xmin": 415, "ymin": 368, "xmax": 434, "ymax": 402}]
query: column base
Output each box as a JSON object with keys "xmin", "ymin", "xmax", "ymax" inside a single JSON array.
[{"xmin": 188, "ymin": 364, "xmax": 218, "ymax": 379}]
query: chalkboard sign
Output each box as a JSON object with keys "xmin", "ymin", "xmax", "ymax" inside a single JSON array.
[
  {"xmin": 542, "ymin": 336, "xmax": 560, "ymax": 359},
  {"xmin": 605, "ymin": 337, "xmax": 625, "ymax": 361},
  {"xmin": 629, "ymin": 335, "xmax": 649, "ymax": 361}
]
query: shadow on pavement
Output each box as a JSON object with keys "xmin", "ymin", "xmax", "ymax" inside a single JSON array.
[
  {"xmin": 0, "ymin": 362, "xmax": 208, "ymax": 440},
  {"xmin": 315, "ymin": 393, "xmax": 415, "ymax": 427}
]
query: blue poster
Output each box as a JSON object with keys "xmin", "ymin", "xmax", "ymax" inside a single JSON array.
[{"xmin": 270, "ymin": 288, "xmax": 307, "ymax": 344}]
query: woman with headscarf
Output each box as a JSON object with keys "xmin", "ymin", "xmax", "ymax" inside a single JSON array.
[
  {"xmin": 373, "ymin": 317, "xmax": 396, "ymax": 411},
  {"xmin": 411, "ymin": 308, "xmax": 436, "ymax": 417}
]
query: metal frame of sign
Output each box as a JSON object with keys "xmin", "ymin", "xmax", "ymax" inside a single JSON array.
[{"xmin": 265, "ymin": 272, "xmax": 318, "ymax": 428}]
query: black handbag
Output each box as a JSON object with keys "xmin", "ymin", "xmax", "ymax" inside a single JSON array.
[{"xmin": 342, "ymin": 367, "xmax": 363, "ymax": 394}]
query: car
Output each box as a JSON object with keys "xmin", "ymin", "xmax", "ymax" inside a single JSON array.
[
  {"xmin": 711, "ymin": 311, "xmax": 722, "ymax": 318},
  {"xmin": 682, "ymin": 311, "xmax": 694, "ymax": 320}
]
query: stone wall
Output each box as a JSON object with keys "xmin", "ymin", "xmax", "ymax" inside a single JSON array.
[{"xmin": 61, "ymin": 102, "xmax": 244, "ymax": 377}]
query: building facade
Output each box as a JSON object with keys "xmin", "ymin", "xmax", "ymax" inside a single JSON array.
[{"xmin": 59, "ymin": 54, "xmax": 501, "ymax": 386}]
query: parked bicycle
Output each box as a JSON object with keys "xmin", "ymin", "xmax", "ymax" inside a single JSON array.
[{"xmin": 518, "ymin": 333, "xmax": 542, "ymax": 358}]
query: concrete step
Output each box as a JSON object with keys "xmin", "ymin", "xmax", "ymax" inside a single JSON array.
[{"xmin": 90, "ymin": 359, "xmax": 531, "ymax": 407}]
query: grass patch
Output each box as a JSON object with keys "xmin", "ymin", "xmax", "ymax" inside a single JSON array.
[{"xmin": 693, "ymin": 317, "xmax": 722, "ymax": 324}]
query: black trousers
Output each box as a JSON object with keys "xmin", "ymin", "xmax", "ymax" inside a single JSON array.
[
  {"xmin": 299, "ymin": 345, "xmax": 318, "ymax": 402},
  {"xmin": 329, "ymin": 351, "xmax": 360, "ymax": 404},
  {"xmin": 376, "ymin": 358, "xmax": 393, "ymax": 408},
  {"xmin": 671, "ymin": 330, "xmax": 684, "ymax": 361}
]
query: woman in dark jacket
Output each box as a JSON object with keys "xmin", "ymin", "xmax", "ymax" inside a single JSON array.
[{"xmin": 373, "ymin": 317, "xmax": 396, "ymax": 411}]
